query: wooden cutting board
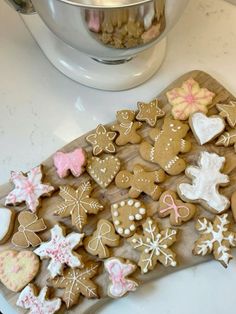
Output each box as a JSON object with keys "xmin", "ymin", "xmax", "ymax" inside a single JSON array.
[{"xmin": 1, "ymin": 70, "xmax": 236, "ymax": 314}]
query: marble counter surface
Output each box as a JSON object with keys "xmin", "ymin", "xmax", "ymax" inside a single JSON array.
[{"xmin": 0, "ymin": 0, "xmax": 236, "ymax": 313}]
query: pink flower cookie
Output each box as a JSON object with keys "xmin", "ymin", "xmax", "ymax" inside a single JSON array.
[
  {"xmin": 166, "ymin": 78, "xmax": 215, "ymax": 120},
  {"xmin": 104, "ymin": 257, "xmax": 138, "ymax": 298},
  {"xmin": 34, "ymin": 224, "xmax": 84, "ymax": 278},
  {"xmin": 5, "ymin": 165, "xmax": 54, "ymax": 213},
  {"xmin": 53, "ymin": 147, "xmax": 87, "ymax": 178}
]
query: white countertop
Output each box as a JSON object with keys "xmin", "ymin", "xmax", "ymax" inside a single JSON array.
[{"xmin": 1, "ymin": 0, "xmax": 236, "ymax": 313}]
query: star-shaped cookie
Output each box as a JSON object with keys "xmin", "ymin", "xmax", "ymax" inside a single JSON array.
[
  {"xmin": 136, "ymin": 99, "xmax": 165, "ymax": 127},
  {"xmin": 217, "ymin": 101, "xmax": 236, "ymax": 128}
]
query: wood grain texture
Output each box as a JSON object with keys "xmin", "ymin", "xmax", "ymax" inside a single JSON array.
[{"xmin": 1, "ymin": 70, "xmax": 236, "ymax": 314}]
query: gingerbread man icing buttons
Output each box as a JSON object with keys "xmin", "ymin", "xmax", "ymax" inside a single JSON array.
[
  {"xmin": 0, "ymin": 207, "xmax": 15, "ymax": 244},
  {"xmin": 104, "ymin": 257, "xmax": 138, "ymax": 298},
  {"xmin": 53, "ymin": 147, "xmax": 87, "ymax": 178},
  {"xmin": 86, "ymin": 124, "xmax": 117, "ymax": 155},
  {"xmin": 5, "ymin": 165, "xmax": 54, "ymax": 213},
  {"xmin": 115, "ymin": 165, "xmax": 165, "ymax": 200},
  {"xmin": 158, "ymin": 191, "xmax": 196, "ymax": 226},
  {"xmin": 166, "ymin": 78, "xmax": 215, "ymax": 120},
  {"xmin": 136, "ymin": 98, "xmax": 165, "ymax": 127},
  {"xmin": 111, "ymin": 199, "xmax": 147, "ymax": 237},
  {"xmin": 111, "ymin": 110, "xmax": 142, "ymax": 146},
  {"xmin": 84, "ymin": 219, "xmax": 120, "ymax": 258},
  {"xmin": 217, "ymin": 101, "xmax": 236, "ymax": 128}
]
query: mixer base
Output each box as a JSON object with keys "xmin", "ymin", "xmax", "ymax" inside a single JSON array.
[{"xmin": 21, "ymin": 13, "xmax": 167, "ymax": 91}]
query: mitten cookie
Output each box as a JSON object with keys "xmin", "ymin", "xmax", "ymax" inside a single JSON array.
[
  {"xmin": 217, "ymin": 101, "xmax": 236, "ymax": 128},
  {"xmin": 5, "ymin": 165, "xmax": 54, "ymax": 213},
  {"xmin": 111, "ymin": 110, "xmax": 142, "ymax": 146},
  {"xmin": 193, "ymin": 214, "xmax": 236, "ymax": 267},
  {"xmin": 84, "ymin": 219, "xmax": 120, "ymax": 258},
  {"xmin": 0, "ymin": 207, "xmax": 15, "ymax": 244},
  {"xmin": 158, "ymin": 191, "xmax": 196, "ymax": 226},
  {"xmin": 111, "ymin": 199, "xmax": 146, "ymax": 237},
  {"xmin": 178, "ymin": 151, "xmax": 229, "ymax": 214},
  {"xmin": 166, "ymin": 78, "xmax": 215, "ymax": 120},
  {"xmin": 128, "ymin": 217, "xmax": 177, "ymax": 273},
  {"xmin": 136, "ymin": 98, "xmax": 165, "ymax": 127},
  {"xmin": 140, "ymin": 116, "xmax": 191, "ymax": 175},
  {"xmin": 216, "ymin": 129, "xmax": 236, "ymax": 151},
  {"xmin": 115, "ymin": 165, "xmax": 165, "ymax": 200},
  {"xmin": 12, "ymin": 211, "xmax": 46, "ymax": 248}
]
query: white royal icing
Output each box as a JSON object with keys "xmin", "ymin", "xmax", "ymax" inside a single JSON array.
[{"xmin": 0, "ymin": 207, "xmax": 13, "ymax": 241}]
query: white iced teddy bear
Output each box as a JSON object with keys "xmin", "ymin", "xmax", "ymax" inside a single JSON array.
[{"xmin": 177, "ymin": 151, "xmax": 230, "ymax": 214}]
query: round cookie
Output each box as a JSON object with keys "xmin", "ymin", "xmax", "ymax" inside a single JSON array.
[{"xmin": 0, "ymin": 207, "xmax": 15, "ymax": 244}]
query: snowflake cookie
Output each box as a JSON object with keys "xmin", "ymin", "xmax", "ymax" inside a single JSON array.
[
  {"xmin": 5, "ymin": 165, "xmax": 54, "ymax": 213},
  {"xmin": 50, "ymin": 262, "xmax": 99, "ymax": 308},
  {"xmin": 166, "ymin": 78, "xmax": 215, "ymax": 120},
  {"xmin": 55, "ymin": 181, "xmax": 103, "ymax": 231},
  {"xmin": 193, "ymin": 214, "xmax": 236, "ymax": 267},
  {"xmin": 128, "ymin": 217, "xmax": 177, "ymax": 273},
  {"xmin": 104, "ymin": 257, "xmax": 138, "ymax": 298},
  {"xmin": 217, "ymin": 101, "xmax": 236, "ymax": 128},
  {"xmin": 136, "ymin": 98, "xmax": 165, "ymax": 127},
  {"xmin": 178, "ymin": 151, "xmax": 230, "ymax": 214},
  {"xmin": 17, "ymin": 284, "xmax": 61, "ymax": 314},
  {"xmin": 34, "ymin": 224, "xmax": 84, "ymax": 278}
]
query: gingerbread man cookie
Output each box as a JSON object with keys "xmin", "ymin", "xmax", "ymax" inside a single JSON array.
[
  {"xmin": 140, "ymin": 116, "xmax": 191, "ymax": 175},
  {"xmin": 111, "ymin": 110, "xmax": 142, "ymax": 146},
  {"xmin": 136, "ymin": 98, "xmax": 165, "ymax": 127},
  {"xmin": 0, "ymin": 207, "xmax": 15, "ymax": 244},
  {"xmin": 84, "ymin": 219, "xmax": 120, "ymax": 258},
  {"xmin": 217, "ymin": 101, "xmax": 236, "ymax": 128},
  {"xmin": 115, "ymin": 165, "xmax": 165, "ymax": 200},
  {"xmin": 158, "ymin": 190, "xmax": 196, "ymax": 226},
  {"xmin": 166, "ymin": 78, "xmax": 215, "ymax": 120}
]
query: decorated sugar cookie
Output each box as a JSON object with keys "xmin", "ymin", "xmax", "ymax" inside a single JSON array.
[
  {"xmin": 0, "ymin": 250, "xmax": 39, "ymax": 292},
  {"xmin": 34, "ymin": 224, "xmax": 84, "ymax": 278},
  {"xmin": 104, "ymin": 257, "xmax": 138, "ymax": 298},
  {"xmin": 17, "ymin": 284, "xmax": 61, "ymax": 314},
  {"xmin": 128, "ymin": 217, "xmax": 177, "ymax": 273},
  {"xmin": 217, "ymin": 101, "xmax": 236, "ymax": 128},
  {"xmin": 12, "ymin": 211, "xmax": 46, "ymax": 248},
  {"xmin": 53, "ymin": 147, "xmax": 87, "ymax": 178},
  {"xmin": 193, "ymin": 214, "xmax": 236, "ymax": 267},
  {"xmin": 51, "ymin": 262, "xmax": 99, "ymax": 308},
  {"xmin": 0, "ymin": 207, "xmax": 15, "ymax": 244},
  {"xmin": 136, "ymin": 98, "xmax": 165, "ymax": 127},
  {"xmin": 178, "ymin": 151, "xmax": 230, "ymax": 214},
  {"xmin": 5, "ymin": 165, "xmax": 54, "ymax": 212},
  {"xmin": 55, "ymin": 181, "xmax": 103, "ymax": 231},
  {"xmin": 216, "ymin": 129, "xmax": 236, "ymax": 151}
]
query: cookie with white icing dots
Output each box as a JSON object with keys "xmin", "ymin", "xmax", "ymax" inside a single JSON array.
[
  {"xmin": 136, "ymin": 98, "xmax": 165, "ymax": 127},
  {"xmin": 0, "ymin": 207, "xmax": 15, "ymax": 244}
]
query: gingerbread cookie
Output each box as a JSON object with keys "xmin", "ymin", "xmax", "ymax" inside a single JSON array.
[
  {"xmin": 0, "ymin": 207, "xmax": 15, "ymax": 244},
  {"xmin": 104, "ymin": 257, "xmax": 138, "ymax": 298},
  {"xmin": 166, "ymin": 78, "xmax": 215, "ymax": 120},
  {"xmin": 17, "ymin": 284, "xmax": 61, "ymax": 314},
  {"xmin": 128, "ymin": 217, "xmax": 177, "ymax": 273},
  {"xmin": 193, "ymin": 214, "xmax": 236, "ymax": 267},
  {"xmin": 50, "ymin": 261, "xmax": 99, "ymax": 308},
  {"xmin": 0, "ymin": 250, "xmax": 39, "ymax": 292},
  {"xmin": 12, "ymin": 211, "xmax": 46, "ymax": 248},
  {"xmin": 53, "ymin": 147, "xmax": 87, "ymax": 178},
  {"xmin": 140, "ymin": 116, "xmax": 191, "ymax": 175},
  {"xmin": 55, "ymin": 181, "xmax": 103, "ymax": 231},
  {"xmin": 86, "ymin": 124, "xmax": 117, "ymax": 155},
  {"xmin": 189, "ymin": 112, "xmax": 225, "ymax": 145},
  {"xmin": 34, "ymin": 224, "xmax": 84, "ymax": 278},
  {"xmin": 216, "ymin": 129, "xmax": 236, "ymax": 151},
  {"xmin": 158, "ymin": 191, "xmax": 196, "ymax": 226},
  {"xmin": 87, "ymin": 155, "xmax": 121, "ymax": 189},
  {"xmin": 84, "ymin": 219, "xmax": 120, "ymax": 258},
  {"xmin": 178, "ymin": 151, "xmax": 229, "ymax": 214},
  {"xmin": 111, "ymin": 110, "xmax": 142, "ymax": 146},
  {"xmin": 217, "ymin": 101, "xmax": 236, "ymax": 128},
  {"xmin": 5, "ymin": 165, "xmax": 54, "ymax": 213},
  {"xmin": 111, "ymin": 199, "xmax": 146, "ymax": 237},
  {"xmin": 231, "ymin": 190, "xmax": 236, "ymax": 222},
  {"xmin": 115, "ymin": 165, "xmax": 165, "ymax": 200},
  {"xmin": 136, "ymin": 98, "xmax": 165, "ymax": 127}
]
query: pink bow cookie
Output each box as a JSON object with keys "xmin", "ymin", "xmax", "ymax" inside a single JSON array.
[{"xmin": 53, "ymin": 148, "xmax": 87, "ymax": 178}]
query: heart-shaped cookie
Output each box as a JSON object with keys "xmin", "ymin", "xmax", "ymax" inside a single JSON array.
[
  {"xmin": 0, "ymin": 207, "xmax": 15, "ymax": 244},
  {"xmin": 189, "ymin": 112, "xmax": 225, "ymax": 145},
  {"xmin": 87, "ymin": 156, "xmax": 121, "ymax": 189},
  {"xmin": 0, "ymin": 250, "xmax": 40, "ymax": 292}
]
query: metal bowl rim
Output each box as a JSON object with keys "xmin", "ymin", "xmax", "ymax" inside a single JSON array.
[{"xmin": 56, "ymin": 0, "xmax": 153, "ymax": 9}]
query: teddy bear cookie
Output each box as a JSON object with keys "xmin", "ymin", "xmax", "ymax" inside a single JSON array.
[
  {"xmin": 111, "ymin": 110, "xmax": 142, "ymax": 146},
  {"xmin": 140, "ymin": 116, "xmax": 191, "ymax": 175},
  {"xmin": 136, "ymin": 98, "xmax": 165, "ymax": 127},
  {"xmin": 217, "ymin": 101, "xmax": 236, "ymax": 128},
  {"xmin": 0, "ymin": 207, "xmax": 15, "ymax": 244},
  {"xmin": 115, "ymin": 164, "xmax": 165, "ymax": 200}
]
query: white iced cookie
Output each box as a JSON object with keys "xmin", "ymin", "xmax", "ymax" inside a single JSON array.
[
  {"xmin": 189, "ymin": 112, "xmax": 225, "ymax": 145},
  {"xmin": 178, "ymin": 151, "xmax": 230, "ymax": 213},
  {"xmin": 0, "ymin": 207, "xmax": 15, "ymax": 244}
]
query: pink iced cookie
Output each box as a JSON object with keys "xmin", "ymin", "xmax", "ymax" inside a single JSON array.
[
  {"xmin": 166, "ymin": 78, "xmax": 215, "ymax": 120},
  {"xmin": 53, "ymin": 148, "xmax": 87, "ymax": 178},
  {"xmin": 5, "ymin": 166, "xmax": 54, "ymax": 213}
]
